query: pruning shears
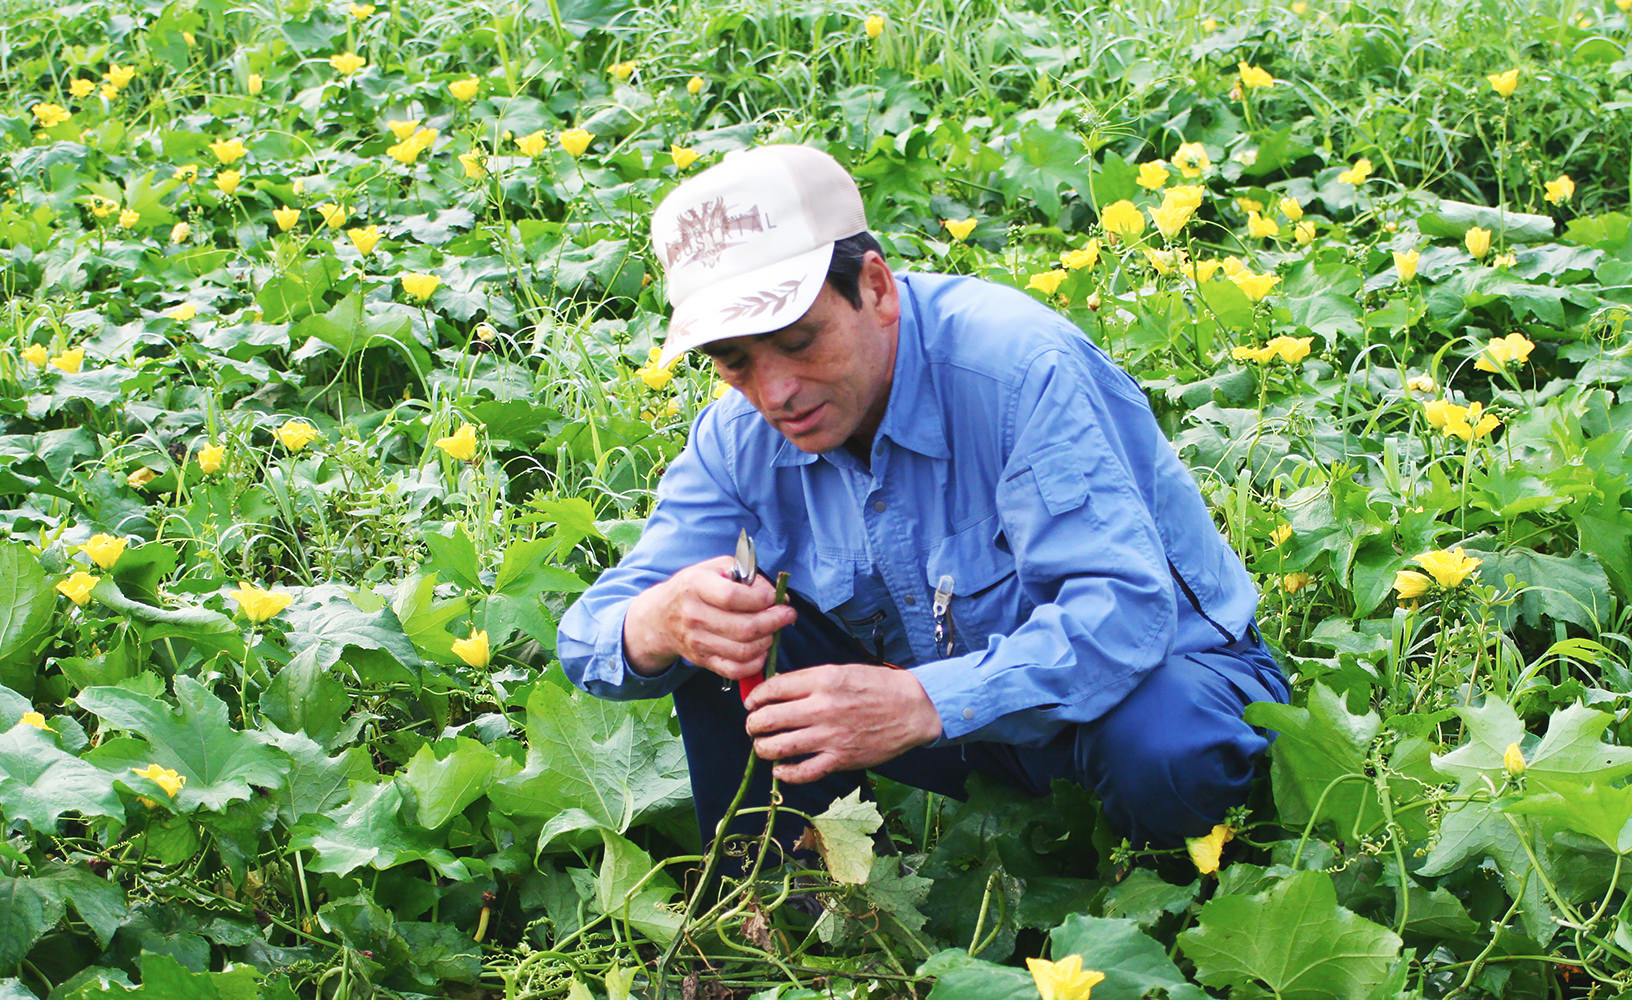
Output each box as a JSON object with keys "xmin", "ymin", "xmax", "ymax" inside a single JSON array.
[{"xmin": 728, "ymin": 528, "xmax": 769, "ymax": 701}]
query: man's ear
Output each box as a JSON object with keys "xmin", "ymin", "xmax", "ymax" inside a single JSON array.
[{"xmin": 860, "ymin": 250, "xmax": 900, "ymax": 325}]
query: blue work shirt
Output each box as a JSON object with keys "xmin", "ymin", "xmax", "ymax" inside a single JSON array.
[{"xmin": 557, "ymin": 272, "xmax": 1259, "ymax": 746}]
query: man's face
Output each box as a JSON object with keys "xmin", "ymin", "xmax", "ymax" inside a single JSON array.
[{"xmin": 701, "ymin": 252, "xmax": 900, "ymax": 454}]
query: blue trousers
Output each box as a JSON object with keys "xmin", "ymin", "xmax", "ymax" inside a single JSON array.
[{"xmin": 672, "ymin": 595, "xmax": 1289, "ymax": 851}]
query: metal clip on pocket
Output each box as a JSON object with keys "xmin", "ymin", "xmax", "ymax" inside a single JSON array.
[{"xmin": 932, "ymin": 574, "xmax": 955, "ymax": 658}]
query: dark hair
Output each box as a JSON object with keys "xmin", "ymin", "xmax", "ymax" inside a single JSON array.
[{"xmin": 824, "ymin": 231, "xmax": 885, "ymax": 309}]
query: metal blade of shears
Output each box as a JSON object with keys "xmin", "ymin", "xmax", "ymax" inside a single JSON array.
[{"xmin": 731, "ymin": 528, "xmax": 756, "ymax": 584}]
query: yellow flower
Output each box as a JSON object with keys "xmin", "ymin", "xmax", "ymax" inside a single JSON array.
[
  {"xmin": 1247, "ymin": 211, "xmax": 1280, "ymax": 238},
  {"xmin": 515, "ymin": 130, "xmax": 548, "ymax": 157},
  {"xmin": 451, "ymin": 629, "xmax": 491, "ymax": 668},
  {"xmin": 88, "ymin": 196, "xmax": 117, "ymax": 218},
  {"xmin": 1101, "ymin": 199, "xmax": 1145, "ymax": 239},
  {"xmin": 1293, "ymin": 220, "xmax": 1316, "ymax": 244},
  {"xmin": 347, "ymin": 225, "xmax": 381, "ymax": 255},
  {"xmin": 1400, "ymin": 376, "xmax": 1434, "ymax": 398},
  {"xmin": 1292, "ymin": 0, "xmax": 1308, "ymax": 12},
  {"xmin": 1393, "ymin": 570, "xmax": 1432, "ymax": 601},
  {"xmin": 1179, "ymin": 258, "xmax": 1221, "ymax": 283},
  {"xmin": 435, "ymin": 423, "xmax": 479, "ymax": 461},
  {"xmin": 449, "ymin": 76, "xmax": 480, "ymax": 101},
  {"xmin": 170, "ymin": 165, "xmax": 199, "ymax": 186},
  {"xmin": 943, "ymin": 218, "xmax": 977, "ymax": 242},
  {"xmin": 17, "ymin": 711, "xmax": 51, "ymax": 732},
  {"xmin": 70, "ymin": 78, "xmax": 95, "ymax": 98},
  {"xmin": 273, "ymin": 206, "xmax": 300, "ymax": 231},
  {"xmin": 1232, "ymin": 344, "xmax": 1275, "ymax": 364},
  {"xmin": 198, "ymin": 443, "xmax": 225, "ymax": 473},
  {"xmin": 1279, "ymin": 197, "xmax": 1303, "ymax": 221},
  {"xmin": 131, "ymin": 763, "xmax": 186, "ymax": 798},
  {"xmin": 230, "ymin": 581, "xmax": 294, "ymax": 622},
  {"xmin": 99, "ymin": 83, "xmax": 118, "ymax": 100},
  {"xmin": 104, "ymin": 63, "xmax": 136, "ymax": 90},
  {"xmin": 329, "ymin": 51, "xmax": 367, "ymax": 76},
  {"xmin": 1165, "ymin": 185, "xmax": 1205, "ymax": 211},
  {"xmin": 687, "ymin": 76, "xmax": 705, "ymax": 94},
  {"xmin": 1238, "ymin": 62, "xmax": 1275, "ymax": 88},
  {"xmin": 83, "ymin": 533, "xmax": 127, "ymax": 569},
  {"xmin": 32, "ymin": 103, "xmax": 71, "ymax": 128},
  {"xmin": 23, "ymin": 344, "xmax": 49, "ymax": 367},
  {"xmin": 1275, "ymin": 335, "xmax": 1313, "ymax": 362},
  {"xmin": 1235, "ymin": 197, "xmax": 1263, "ymax": 214},
  {"xmin": 1492, "ymin": 251, "xmax": 1516, "ymax": 269},
  {"xmin": 1220, "ymin": 255, "xmax": 1248, "ymax": 277},
  {"xmin": 1280, "ymin": 572, "xmax": 1315, "ymax": 594},
  {"xmin": 214, "ymin": 169, "xmax": 240, "ymax": 195},
  {"xmin": 1446, "ymin": 401, "xmax": 1500, "ymax": 441},
  {"xmin": 126, "ymin": 467, "xmax": 157, "ymax": 489},
  {"xmin": 1172, "ymin": 141, "xmax": 1210, "ymax": 178},
  {"xmin": 1504, "ymin": 742, "xmax": 1526, "ymax": 776},
  {"xmin": 634, "ymin": 355, "xmax": 676, "ymax": 390},
  {"xmin": 1026, "ymin": 269, "xmax": 1068, "ymax": 296},
  {"xmin": 1337, "ymin": 157, "xmax": 1372, "ymax": 184},
  {"xmin": 1230, "ymin": 271, "xmax": 1281, "ymax": 302},
  {"xmin": 1393, "ymin": 248, "xmax": 1420, "ymax": 282},
  {"xmin": 1060, "ymin": 240, "xmax": 1100, "ymax": 270},
  {"xmin": 671, "ymin": 143, "xmax": 700, "ymax": 170},
  {"xmin": 387, "ymin": 118, "xmax": 421, "ymax": 140},
  {"xmin": 50, "ymin": 347, "xmax": 85, "ymax": 373},
  {"xmin": 247, "ymin": 73, "xmax": 264, "ymax": 95},
  {"xmin": 168, "ymin": 222, "xmax": 190, "ymax": 245},
  {"xmin": 1464, "ymin": 226, "xmax": 1491, "ymax": 259},
  {"xmin": 293, "ymin": 178, "xmax": 305, "ymax": 195},
  {"xmin": 1186, "ymin": 823, "xmax": 1234, "ymax": 875},
  {"xmin": 559, "ymin": 128, "xmax": 592, "ymax": 157},
  {"xmin": 401, "ymin": 272, "xmax": 441, "ymax": 302},
  {"xmin": 349, "ymin": 3, "xmax": 375, "ymax": 16},
  {"xmin": 1026, "ymin": 953, "xmax": 1107, "ymax": 1000},
  {"xmin": 1149, "ymin": 201, "xmax": 1194, "ymax": 240},
  {"xmin": 459, "ymin": 152, "xmax": 487, "ymax": 179},
  {"xmin": 865, "ymin": 13, "xmax": 885, "ymax": 37},
  {"xmin": 1544, "ymin": 174, "xmax": 1574, "ymax": 205},
  {"xmin": 1413, "ymin": 547, "xmax": 1482, "ymax": 587},
  {"xmin": 1201, "ymin": 17, "xmax": 1218, "ymax": 31},
  {"xmin": 1475, "ymin": 332, "xmax": 1535, "ymax": 373},
  {"xmin": 386, "ymin": 127, "xmax": 436, "ymax": 164},
  {"xmin": 609, "ymin": 59, "xmax": 637, "ymax": 81},
  {"xmin": 1270, "ymin": 523, "xmax": 1293, "ymax": 546},
  {"xmin": 1141, "ymin": 247, "xmax": 1182, "ymax": 275},
  {"xmin": 1487, "ymin": 68, "xmax": 1519, "ymax": 98},
  {"xmin": 315, "ymin": 202, "xmax": 348, "ymax": 229},
  {"xmin": 275, "ymin": 418, "xmax": 320, "ymax": 451},
  {"xmin": 210, "ymin": 137, "xmax": 248, "ymax": 165},
  {"xmin": 1136, "ymin": 161, "xmax": 1169, "ymax": 190},
  {"xmin": 56, "ymin": 571, "xmax": 98, "ymax": 606}
]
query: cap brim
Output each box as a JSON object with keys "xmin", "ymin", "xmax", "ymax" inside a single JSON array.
[{"xmin": 658, "ymin": 242, "xmax": 834, "ymax": 367}]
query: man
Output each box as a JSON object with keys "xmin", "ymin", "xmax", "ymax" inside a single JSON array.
[{"xmin": 557, "ymin": 144, "xmax": 1287, "ymax": 853}]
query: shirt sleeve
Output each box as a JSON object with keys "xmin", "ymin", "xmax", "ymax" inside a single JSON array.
[
  {"xmin": 556, "ymin": 406, "xmax": 756, "ymax": 700},
  {"xmin": 908, "ymin": 348, "xmax": 1179, "ymax": 744}
]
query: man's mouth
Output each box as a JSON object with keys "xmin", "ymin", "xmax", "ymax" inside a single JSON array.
[{"xmin": 779, "ymin": 402, "xmax": 826, "ymax": 435}]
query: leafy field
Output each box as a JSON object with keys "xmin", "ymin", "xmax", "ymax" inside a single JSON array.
[{"xmin": 3, "ymin": 0, "xmax": 1631, "ymax": 996}]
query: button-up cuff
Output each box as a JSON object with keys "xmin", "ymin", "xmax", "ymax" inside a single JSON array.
[
  {"xmin": 909, "ymin": 651, "xmax": 991, "ymax": 743},
  {"xmin": 561, "ymin": 597, "xmax": 688, "ymax": 700}
]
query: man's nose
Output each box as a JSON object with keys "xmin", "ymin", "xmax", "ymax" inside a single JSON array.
[{"xmin": 756, "ymin": 359, "xmax": 802, "ymax": 411}]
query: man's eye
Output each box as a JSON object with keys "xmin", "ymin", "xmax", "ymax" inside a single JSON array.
[{"xmin": 782, "ymin": 336, "xmax": 814, "ymax": 354}]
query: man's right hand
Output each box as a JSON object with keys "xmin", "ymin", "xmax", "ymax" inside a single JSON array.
[{"xmin": 622, "ymin": 555, "xmax": 797, "ymax": 678}]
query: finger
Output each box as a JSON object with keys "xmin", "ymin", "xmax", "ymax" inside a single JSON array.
[
  {"xmin": 697, "ymin": 572, "xmax": 783, "ymax": 614},
  {"xmin": 772, "ymin": 751, "xmax": 841, "ymax": 785},
  {"xmin": 742, "ymin": 664, "xmax": 832, "ymax": 710}
]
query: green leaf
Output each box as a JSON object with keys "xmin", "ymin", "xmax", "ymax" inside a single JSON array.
[
  {"xmin": 483, "ymin": 537, "xmax": 586, "ymax": 647},
  {"xmin": 593, "ymin": 828, "xmax": 679, "ymax": 944},
  {"xmin": 389, "ymin": 572, "xmax": 467, "ymax": 663},
  {"xmin": 288, "ymin": 780, "xmax": 469, "ymax": 879},
  {"xmin": 811, "ymin": 788, "xmax": 882, "ymax": 885},
  {"xmin": 76, "ymin": 675, "xmax": 286, "ymax": 812},
  {"xmin": 283, "ymin": 585, "xmax": 423, "ymax": 681},
  {"xmin": 258, "ymin": 647, "xmax": 347, "ymax": 748},
  {"xmin": 422, "ymin": 525, "xmax": 484, "ymax": 592},
  {"xmin": 1000, "ymin": 123, "xmax": 1094, "ymax": 217},
  {"xmin": 398, "ymin": 737, "xmax": 500, "ymax": 829},
  {"xmin": 0, "ymin": 542, "xmax": 55, "ymax": 696},
  {"xmin": 0, "ymin": 724, "xmax": 127, "ymax": 829},
  {"xmin": 1050, "ymin": 914, "xmax": 1207, "ymax": 1000},
  {"xmin": 263, "ymin": 725, "xmax": 377, "ymax": 826},
  {"xmin": 1101, "ymin": 868, "xmax": 1200, "ymax": 927},
  {"xmin": 920, "ymin": 950, "xmax": 1034, "ymax": 1000},
  {"xmin": 1506, "ymin": 782, "xmax": 1632, "ymax": 854},
  {"xmin": 1417, "ymin": 199, "xmax": 1555, "ymax": 243},
  {"xmin": 34, "ymin": 864, "xmax": 126, "ymax": 948},
  {"xmin": 1243, "ymin": 684, "xmax": 1376, "ymax": 831},
  {"xmin": 1433, "ymin": 699, "xmax": 1632, "ymax": 796},
  {"xmin": 0, "ymin": 876, "xmax": 66, "ymax": 973},
  {"xmin": 1478, "ymin": 548, "xmax": 1612, "ymax": 630},
  {"xmin": 1178, "ymin": 869, "xmax": 1402, "ymax": 1000},
  {"xmin": 88, "ymin": 580, "xmax": 245, "ymax": 660}
]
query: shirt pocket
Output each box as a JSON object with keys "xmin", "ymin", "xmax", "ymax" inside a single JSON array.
[
  {"xmin": 925, "ymin": 513, "xmax": 1023, "ymax": 657},
  {"xmin": 809, "ymin": 556, "xmax": 895, "ymax": 661}
]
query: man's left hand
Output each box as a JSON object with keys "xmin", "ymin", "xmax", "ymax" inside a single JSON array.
[{"xmin": 742, "ymin": 665, "xmax": 943, "ymax": 783}]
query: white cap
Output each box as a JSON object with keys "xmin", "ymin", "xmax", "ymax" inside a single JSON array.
[{"xmin": 651, "ymin": 144, "xmax": 868, "ymax": 365}]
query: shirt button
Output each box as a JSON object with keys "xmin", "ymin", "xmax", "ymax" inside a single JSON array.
[
  {"xmin": 904, "ymin": 596, "xmax": 916, "ymax": 606},
  {"xmin": 872, "ymin": 500, "xmax": 886, "ymax": 512},
  {"xmin": 962, "ymin": 708, "xmax": 975, "ymax": 720}
]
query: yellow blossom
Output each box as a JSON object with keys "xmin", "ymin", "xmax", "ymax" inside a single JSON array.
[
  {"xmin": 230, "ymin": 581, "xmax": 294, "ymax": 622},
  {"xmin": 170, "ymin": 221, "xmax": 191, "ymax": 244},
  {"xmin": 866, "ymin": 13, "xmax": 885, "ymax": 37},
  {"xmin": 449, "ymin": 77, "xmax": 480, "ymax": 101},
  {"xmin": 671, "ymin": 143, "xmax": 700, "ymax": 170},
  {"xmin": 89, "ymin": 196, "xmax": 117, "ymax": 218},
  {"xmin": 1149, "ymin": 201, "xmax": 1194, "ymax": 240},
  {"xmin": 1247, "ymin": 211, "xmax": 1280, "ymax": 238},
  {"xmin": 1141, "ymin": 247, "xmax": 1182, "ymax": 275},
  {"xmin": 1444, "ymin": 400, "xmax": 1501, "ymax": 441},
  {"xmin": 210, "ymin": 137, "xmax": 248, "ymax": 165},
  {"xmin": 1060, "ymin": 240, "xmax": 1100, "ymax": 270},
  {"xmin": 943, "ymin": 218, "xmax": 977, "ymax": 241},
  {"xmin": 1487, "ymin": 68, "xmax": 1519, "ymax": 98},
  {"xmin": 1280, "ymin": 572, "xmax": 1315, "ymax": 594},
  {"xmin": 1270, "ymin": 523, "xmax": 1293, "ymax": 546},
  {"xmin": 347, "ymin": 225, "xmax": 381, "ymax": 255},
  {"xmin": 275, "ymin": 419, "xmax": 320, "ymax": 451},
  {"xmin": 329, "ymin": 51, "xmax": 367, "ymax": 76},
  {"xmin": 516, "ymin": 130, "xmax": 548, "ymax": 157},
  {"xmin": 32, "ymin": 103, "xmax": 71, "ymax": 128},
  {"xmin": 214, "ymin": 169, "xmax": 240, "ymax": 195},
  {"xmin": 1475, "ymin": 332, "xmax": 1535, "ymax": 373},
  {"xmin": 1504, "ymin": 742, "xmax": 1527, "ymax": 776},
  {"xmin": 104, "ymin": 63, "xmax": 136, "ymax": 90},
  {"xmin": 1186, "ymin": 823, "xmax": 1234, "ymax": 875},
  {"xmin": 451, "ymin": 629, "xmax": 491, "ymax": 668},
  {"xmin": 387, "ymin": 127, "xmax": 436, "ymax": 164},
  {"xmin": 1172, "ymin": 141, "xmax": 1210, "ymax": 178},
  {"xmin": 1544, "ymin": 175, "xmax": 1574, "ymax": 205},
  {"xmin": 293, "ymin": 178, "xmax": 305, "ymax": 195},
  {"xmin": 1026, "ymin": 269, "xmax": 1068, "ymax": 296},
  {"xmin": 1235, "ymin": 197, "xmax": 1263, "ymax": 213},
  {"xmin": 559, "ymin": 128, "xmax": 592, "ymax": 157},
  {"xmin": 1292, "ymin": 0, "xmax": 1308, "ymax": 12},
  {"xmin": 17, "ymin": 711, "xmax": 51, "ymax": 731},
  {"xmin": 401, "ymin": 272, "xmax": 441, "ymax": 302},
  {"xmin": 1464, "ymin": 226, "xmax": 1491, "ymax": 259},
  {"xmin": 1393, "ymin": 570, "xmax": 1432, "ymax": 601},
  {"xmin": 23, "ymin": 344, "xmax": 49, "ymax": 367},
  {"xmin": 635, "ymin": 352, "xmax": 676, "ymax": 389},
  {"xmin": 198, "ymin": 443, "xmax": 225, "ymax": 473},
  {"xmin": 609, "ymin": 60, "xmax": 637, "ymax": 81},
  {"xmin": 316, "ymin": 202, "xmax": 348, "ymax": 229},
  {"xmin": 349, "ymin": 3, "xmax": 375, "ymax": 16},
  {"xmin": 1238, "ymin": 62, "xmax": 1274, "ymax": 88},
  {"xmin": 1026, "ymin": 954, "xmax": 1106, "ymax": 1000},
  {"xmin": 126, "ymin": 467, "xmax": 157, "ymax": 489},
  {"xmin": 99, "ymin": 83, "xmax": 117, "ymax": 100},
  {"xmin": 1337, "ymin": 157, "xmax": 1372, "ymax": 184},
  {"xmin": 1220, "ymin": 255, "xmax": 1248, "ymax": 277},
  {"xmin": 1293, "ymin": 220, "xmax": 1316, "ymax": 244},
  {"xmin": 459, "ymin": 152, "xmax": 487, "ymax": 179},
  {"xmin": 164, "ymin": 302, "xmax": 197, "ymax": 325},
  {"xmin": 1230, "ymin": 270, "xmax": 1281, "ymax": 302},
  {"xmin": 1136, "ymin": 161, "xmax": 1169, "ymax": 190},
  {"xmin": 1393, "ymin": 248, "xmax": 1420, "ymax": 282},
  {"xmin": 1279, "ymin": 197, "xmax": 1303, "ymax": 221},
  {"xmin": 50, "ymin": 347, "xmax": 85, "ymax": 373},
  {"xmin": 132, "ymin": 763, "xmax": 186, "ymax": 798},
  {"xmin": 1201, "ymin": 17, "xmax": 1218, "ymax": 31},
  {"xmin": 273, "ymin": 206, "xmax": 300, "ymax": 231},
  {"xmin": 687, "ymin": 76, "xmax": 705, "ymax": 94},
  {"xmin": 70, "ymin": 78, "xmax": 95, "ymax": 98},
  {"xmin": 1492, "ymin": 251, "xmax": 1516, "ymax": 269},
  {"xmin": 247, "ymin": 73, "xmax": 264, "ymax": 95},
  {"xmin": 56, "ymin": 571, "xmax": 98, "ymax": 606},
  {"xmin": 713, "ymin": 381, "xmax": 731, "ymax": 399},
  {"xmin": 1232, "ymin": 344, "xmax": 1276, "ymax": 363},
  {"xmin": 1407, "ymin": 374, "xmax": 1436, "ymax": 393},
  {"xmin": 387, "ymin": 118, "xmax": 421, "ymax": 140},
  {"xmin": 1101, "ymin": 199, "xmax": 1145, "ymax": 238},
  {"xmin": 83, "ymin": 533, "xmax": 127, "ymax": 569},
  {"xmin": 1413, "ymin": 547, "xmax": 1482, "ymax": 587},
  {"xmin": 1165, "ymin": 185, "xmax": 1205, "ymax": 211},
  {"xmin": 1179, "ymin": 258, "xmax": 1221, "ymax": 282},
  {"xmin": 435, "ymin": 423, "xmax": 479, "ymax": 461},
  {"xmin": 174, "ymin": 164, "xmax": 201, "ymax": 184},
  {"xmin": 183, "ymin": 31, "xmax": 195, "ymax": 46}
]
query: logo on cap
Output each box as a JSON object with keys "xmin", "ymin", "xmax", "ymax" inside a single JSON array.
[{"xmin": 663, "ymin": 197, "xmax": 772, "ymax": 270}]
